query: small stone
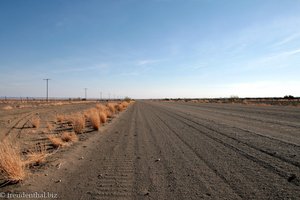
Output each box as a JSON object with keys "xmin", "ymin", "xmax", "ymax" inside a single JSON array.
[
  {"xmin": 155, "ymin": 158, "xmax": 160, "ymax": 162},
  {"xmin": 55, "ymin": 180, "xmax": 62, "ymax": 183},
  {"xmin": 144, "ymin": 192, "xmax": 150, "ymax": 196},
  {"xmin": 45, "ymin": 174, "xmax": 48, "ymax": 176},
  {"xmin": 56, "ymin": 163, "xmax": 62, "ymax": 169},
  {"xmin": 97, "ymin": 174, "xmax": 103, "ymax": 179},
  {"xmin": 288, "ymin": 174, "xmax": 297, "ymax": 182}
]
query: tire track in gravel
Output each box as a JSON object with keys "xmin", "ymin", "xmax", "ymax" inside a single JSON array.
[
  {"xmin": 4, "ymin": 112, "xmax": 36, "ymax": 141},
  {"xmin": 136, "ymin": 102, "xmax": 242, "ymax": 199},
  {"xmin": 82, "ymin": 107, "xmax": 136, "ymax": 200},
  {"xmin": 143, "ymin": 102, "xmax": 300, "ymax": 199},
  {"xmin": 153, "ymin": 102, "xmax": 300, "ymax": 167},
  {"xmin": 150, "ymin": 103, "xmax": 300, "ymax": 177},
  {"xmin": 160, "ymin": 102, "xmax": 300, "ymax": 145},
  {"xmin": 173, "ymin": 103, "xmax": 300, "ymax": 129}
]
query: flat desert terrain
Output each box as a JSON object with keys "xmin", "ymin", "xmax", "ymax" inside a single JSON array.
[{"xmin": 1, "ymin": 101, "xmax": 300, "ymax": 199}]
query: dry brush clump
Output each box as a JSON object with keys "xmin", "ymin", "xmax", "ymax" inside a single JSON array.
[
  {"xmin": 88, "ymin": 109, "xmax": 101, "ymax": 130},
  {"xmin": 72, "ymin": 114, "xmax": 86, "ymax": 134},
  {"xmin": 116, "ymin": 101, "xmax": 130, "ymax": 112},
  {"xmin": 30, "ymin": 116, "xmax": 40, "ymax": 128},
  {"xmin": 47, "ymin": 135, "xmax": 65, "ymax": 148},
  {"xmin": 99, "ymin": 111, "xmax": 107, "ymax": 123},
  {"xmin": 46, "ymin": 122, "xmax": 54, "ymax": 132},
  {"xmin": 2, "ymin": 105, "xmax": 13, "ymax": 110},
  {"xmin": 107, "ymin": 103, "xmax": 116, "ymax": 114},
  {"xmin": 121, "ymin": 101, "xmax": 129, "ymax": 108},
  {"xmin": 25, "ymin": 144, "xmax": 49, "ymax": 166},
  {"xmin": 0, "ymin": 139, "xmax": 26, "ymax": 183},
  {"xmin": 60, "ymin": 131, "xmax": 78, "ymax": 143},
  {"xmin": 116, "ymin": 103, "xmax": 124, "ymax": 112},
  {"xmin": 96, "ymin": 103, "xmax": 106, "ymax": 112},
  {"xmin": 56, "ymin": 114, "xmax": 65, "ymax": 122},
  {"xmin": 105, "ymin": 109, "xmax": 114, "ymax": 118}
]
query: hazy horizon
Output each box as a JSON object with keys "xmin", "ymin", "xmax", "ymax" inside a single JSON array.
[{"xmin": 1, "ymin": 0, "xmax": 300, "ymax": 99}]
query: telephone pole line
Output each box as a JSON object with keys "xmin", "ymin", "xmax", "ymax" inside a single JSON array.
[
  {"xmin": 43, "ymin": 78, "xmax": 50, "ymax": 102},
  {"xmin": 84, "ymin": 88, "xmax": 88, "ymax": 100}
]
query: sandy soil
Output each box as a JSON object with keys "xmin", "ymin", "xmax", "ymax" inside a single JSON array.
[
  {"xmin": 0, "ymin": 101, "xmax": 98, "ymax": 140},
  {"xmin": 1, "ymin": 101, "xmax": 300, "ymax": 199}
]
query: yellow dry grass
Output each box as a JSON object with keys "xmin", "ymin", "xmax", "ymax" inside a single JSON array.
[
  {"xmin": 88, "ymin": 110, "xmax": 101, "ymax": 130},
  {"xmin": 107, "ymin": 103, "xmax": 116, "ymax": 113},
  {"xmin": 25, "ymin": 144, "xmax": 48, "ymax": 166},
  {"xmin": 0, "ymin": 139, "xmax": 26, "ymax": 182},
  {"xmin": 115, "ymin": 101, "xmax": 129, "ymax": 112},
  {"xmin": 46, "ymin": 122, "xmax": 54, "ymax": 132},
  {"xmin": 96, "ymin": 103, "xmax": 106, "ymax": 111},
  {"xmin": 30, "ymin": 116, "xmax": 40, "ymax": 128},
  {"xmin": 47, "ymin": 135, "xmax": 65, "ymax": 148},
  {"xmin": 56, "ymin": 114, "xmax": 65, "ymax": 122},
  {"xmin": 121, "ymin": 101, "xmax": 129, "ymax": 107},
  {"xmin": 3, "ymin": 105, "xmax": 13, "ymax": 110},
  {"xmin": 72, "ymin": 114, "xmax": 86, "ymax": 134},
  {"xmin": 61, "ymin": 131, "xmax": 78, "ymax": 143},
  {"xmin": 99, "ymin": 111, "xmax": 107, "ymax": 123},
  {"xmin": 104, "ymin": 109, "xmax": 113, "ymax": 118},
  {"xmin": 116, "ymin": 104, "xmax": 124, "ymax": 112}
]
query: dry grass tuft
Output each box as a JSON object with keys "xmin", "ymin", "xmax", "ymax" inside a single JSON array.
[
  {"xmin": 116, "ymin": 104, "xmax": 124, "ymax": 112},
  {"xmin": 115, "ymin": 101, "xmax": 129, "ymax": 112},
  {"xmin": 25, "ymin": 144, "xmax": 48, "ymax": 166},
  {"xmin": 46, "ymin": 122, "xmax": 54, "ymax": 132},
  {"xmin": 121, "ymin": 101, "xmax": 129, "ymax": 108},
  {"xmin": 61, "ymin": 131, "xmax": 78, "ymax": 143},
  {"xmin": 3, "ymin": 105, "xmax": 13, "ymax": 110},
  {"xmin": 107, "ymin": 103, "xmax": 116, "ymax": 113},
  {"xmin": 30, "ymin": 116, "xmax": 40, "ymax": 128},
  {"xmin": 56, "ymin": 114, "xmax": 65, "ymax": 122},
  {"xmin": 88, "ymin": 110, "xmax": 101, "ymax": 130},
  {"xmin": 0, "ymin": 139, "xmax": 26, "ymax": 183},
  {"xmin": 96, "ymin": 104, "xmax": 106, "ymax": 111},
  {"xmin": 104, "ymin": 109, "xmax": 113, "ymax": 118},
  {"xmin": 99, "ymin": 111, "xmax": 107, "ymax": 123},
  {"xmin": 72, "ymin": 114, "xmax": 86, "ymax": 134},
  {"xmin": 47, "ymin": 135, "xmax": 65, "ymax": 148}
]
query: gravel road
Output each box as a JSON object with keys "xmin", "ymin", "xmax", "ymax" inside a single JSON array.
[{"xmin": 18, "ymin": 101, "xmax": 300, "ymax": 199}]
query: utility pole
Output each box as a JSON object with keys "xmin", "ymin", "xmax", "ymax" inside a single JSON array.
[
  {"xmin": 43, "ymin": 78, "xmax": 50, "ymax": 102},
  {"xmin": 84, "ymin": 88, "xmax": 87, "ymax": 100},
  {"xmin": 108, "ymin": 93, "xmax": 111, "ymax": 100},
  {"xmin": 100, "ymin": 92, "xmax": 102, "ymax": 100}
]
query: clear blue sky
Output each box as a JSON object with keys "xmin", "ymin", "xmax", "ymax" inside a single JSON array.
[{"xmin": 0, "ymin": 0, "xmax": 299, "ymax": 99}]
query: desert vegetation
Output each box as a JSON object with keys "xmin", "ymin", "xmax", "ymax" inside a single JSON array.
[
  {"xmin": 2, "ymin": 105, "xmax": 13, "ymax": 110},
  {"xmin": 72, "ymin": 114, "xmax": 86, "ymax": 134},
  {"xmin": 60, "ymin": 131, "xmax": 78, "ymax": 143},
  {"xmin": 25, "ymin": 144, "xmax": 49, "ymax": 167},
  {"xmin": 30, "ymin": 116, "xmax": 40, "ymax": 128},
  {"xmin": 0, "ymin": 100, "xmax": 133, "ymax": 185},
  {"xmin": 0, "ymin": 139, "xmax": 26, "ymax": 184}
]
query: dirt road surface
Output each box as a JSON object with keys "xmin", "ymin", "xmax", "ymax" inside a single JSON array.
[{"xmin": 13, "ymin": 101, "xmax": 300, "ymax": 199}]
